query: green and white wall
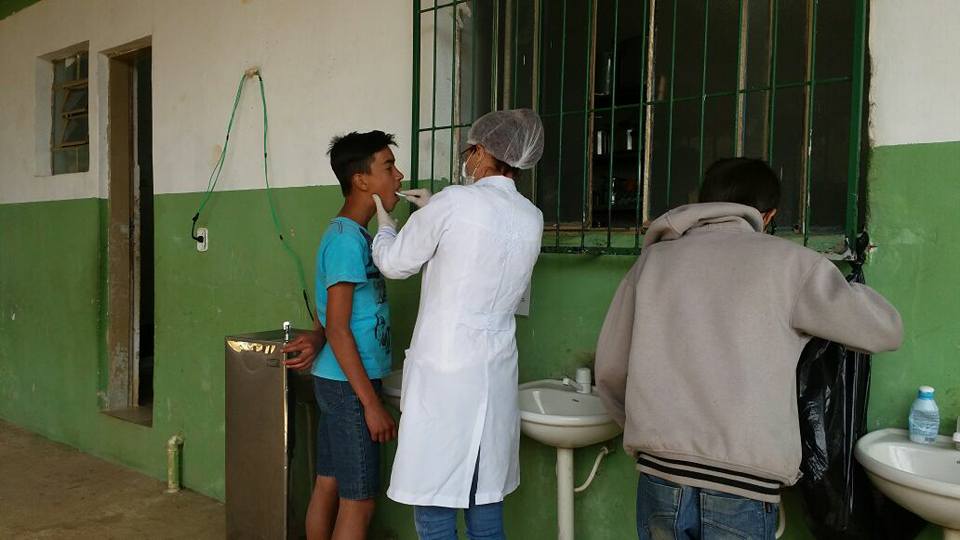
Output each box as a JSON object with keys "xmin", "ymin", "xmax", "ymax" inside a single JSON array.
[
  {"xmin": 0, "ymin": 0, "xmax": 413, "ymax": 510},
  {"xmin": 864, "ymin": 0, "xmax": 960, "ymax": 455},
  {"xmin": 0, "ymin": 1, "xmax": 956, "ymax": 539}
]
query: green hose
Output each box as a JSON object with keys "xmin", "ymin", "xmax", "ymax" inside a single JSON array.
[{"xmin": 191, "ymin": 72, "xmax": 314, "ymax": 321}]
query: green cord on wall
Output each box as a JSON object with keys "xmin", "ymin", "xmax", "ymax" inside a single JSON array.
[{"xmin": 191, "ymin": 71, "xmax": 314, "ymax": 322}]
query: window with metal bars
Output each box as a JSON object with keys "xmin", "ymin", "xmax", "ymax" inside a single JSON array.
[
  {"xmin": 411, "ymin": 0, "xmax": 867, "ymax": 256},
  {"xmin": 51, "ymin": 51, "xmax": 90, "ymax": 174}
]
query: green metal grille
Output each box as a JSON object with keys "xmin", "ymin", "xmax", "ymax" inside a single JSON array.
[{"xmin": 412, "ymin": 0, "xmax": 867, "ymax": 256}]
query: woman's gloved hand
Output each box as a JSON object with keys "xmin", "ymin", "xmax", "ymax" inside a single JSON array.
[
  {"xmin": 399, "ymin": 188, "xmax": 432, "ymax": 208},
  {"xmin": 372, "ymin": 194, "xmax": 397, "ymax": 231}
]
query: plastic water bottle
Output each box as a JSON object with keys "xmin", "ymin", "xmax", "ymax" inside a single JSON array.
[{"xmin": 908, "ymin": 386, "xmax": 940, "ymax": 444}]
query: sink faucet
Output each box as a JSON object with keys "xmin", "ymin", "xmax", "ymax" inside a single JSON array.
[{"xmin": 561, "ymin": 367, "xmax": 593, "ymax": 394}]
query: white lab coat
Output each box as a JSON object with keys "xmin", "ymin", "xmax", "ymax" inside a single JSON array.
[{"xmin": 372, "ymin": 176, "xmax": 543, "ymax": 508}]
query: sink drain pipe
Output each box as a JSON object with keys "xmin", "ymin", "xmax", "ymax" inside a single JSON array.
[
  {"xmin": 557, "ymin": 446, "xmax": 612, "ymax": 540},
  {"xmin": 574, "ymin": 446, "xmax": 610, "ymax": 493},
  {"xmin": 166, "ymin": 434, "xmax": 184, "ymax": 494}
]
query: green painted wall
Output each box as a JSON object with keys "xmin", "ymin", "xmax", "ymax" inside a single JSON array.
[
  {"xmin": 2, "ymin": 138, "xmax": 957, "ymax": 539},
  {"xmin": 0, "ymin": 188, "xmax": 814, "ymax": 539},
  {"xmin": 0, "ymin": 0, "xmax": 39, "ymax": 20},
  {"xmin": 371, "ymin": 237, "xmax": 819, "ymax": 539},
  {"xmin": 866, "ymin": 141, "xmax": 960, "ymax": 434},
  {"xmin": 0, "ymin": 188, "xmax": 345, "ymax": 500},
  {"xmin": 853, "ymin": 140, "xmax": 960, "ymax": 540},
  {"xmin": 0, "ymin": 198, "xmax": 167, "ymax": 483}
]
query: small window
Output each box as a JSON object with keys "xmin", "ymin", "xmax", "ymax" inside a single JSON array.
[{"xmin": 51, "ymin": 51, "xmax": 89, "ymax": 174}]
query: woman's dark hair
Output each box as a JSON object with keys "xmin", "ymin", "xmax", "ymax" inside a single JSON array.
[
  {"xmin": 463, "ymin": 145, "xmax": 521, "ymax": 178},
  {"xmin": 491, "ymin": 157, "xmax": 521, "ymax": 178},
  {"xmin": 699, "ymin": 158, "xmax": 781, "ymax": 212}
]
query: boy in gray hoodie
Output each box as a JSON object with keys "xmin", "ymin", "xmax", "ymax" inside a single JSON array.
[{"xmin": 595, "ymin": 158, "xmax": 902, "ymax": 540}]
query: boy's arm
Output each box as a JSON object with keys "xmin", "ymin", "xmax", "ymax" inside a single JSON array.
[
  {"xmin": 595, "ymin": 261, "xmax": 643, "ymax": 428},
  {"xmin": 791, "ymin": 258, "xmax": 903, "ymax": 353},
  {"xmin": 282, "ymin": 311, "xmax": 325, "ymax": 371},
  {"xmin": 326, "ymin": 282, "xmax": 397, "ymax": 443}
]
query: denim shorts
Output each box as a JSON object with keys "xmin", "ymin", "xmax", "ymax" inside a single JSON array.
[{"xmin": 313, "ymin": 376, "xmax": 382, "ymax": 500}]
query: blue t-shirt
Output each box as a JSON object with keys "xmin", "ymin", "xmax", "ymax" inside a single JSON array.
[{"xmin": 311, "ymin": 217, "xmax": 391, "ymax": 381}]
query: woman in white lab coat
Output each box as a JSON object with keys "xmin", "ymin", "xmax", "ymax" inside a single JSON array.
[{"xmin": 371, "ymin": 109, "xmax": 544, "ymax": 540}]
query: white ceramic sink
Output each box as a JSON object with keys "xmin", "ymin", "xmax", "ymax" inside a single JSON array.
[
  {"xmin": 382, "ymin": 369, "xmax": 402, "ymax": 411},
  {"xmin": 855, "ymin": 428, "xmax": 960, "ymax": 537},
  {"xmin": 518, "ymin": 379, "xmax": 622, "ymax": 449},
  {"xmin": 519, "ymin": 379, "xmax": 623, "ymax": 539}
]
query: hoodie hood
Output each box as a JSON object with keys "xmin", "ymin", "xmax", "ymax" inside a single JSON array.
[{"xmin": 644, "ymin": 202, "xmax": 765, "ymax": 248}]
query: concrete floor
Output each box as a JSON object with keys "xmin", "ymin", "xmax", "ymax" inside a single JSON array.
[{"xmin": 0, "ymin": 420, "xmax": 224, "ymax": 539}]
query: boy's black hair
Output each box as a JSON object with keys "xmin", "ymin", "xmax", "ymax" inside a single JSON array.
[
  {"xmin": 327, "ymin": 130, "xmax": 398, "ymax": 195},
  {"xmin": 699, "ymin": 157, "xmax": 781, "ymax": 212}
]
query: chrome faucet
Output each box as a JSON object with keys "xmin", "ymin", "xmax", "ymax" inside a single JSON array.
[{"xmin": 561, "ymin": 368, "xmax": 593, "ymax": 394}]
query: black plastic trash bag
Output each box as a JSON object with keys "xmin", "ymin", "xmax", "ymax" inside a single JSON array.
[{"xmin": 796, "ymin": 235, "xmax": 925, "ymax": 539}]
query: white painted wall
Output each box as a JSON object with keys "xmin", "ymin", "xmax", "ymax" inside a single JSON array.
[
  {"xmin": 0, "ymin": 0, "xmax": 412, "ymax": 204},
  {"xmin": 7, "ymin": 0, "xmax": 955, "ymax": 203},
  {"xmin": 869, "ymin": 0, "xmax": 960, "ymax": 147}
]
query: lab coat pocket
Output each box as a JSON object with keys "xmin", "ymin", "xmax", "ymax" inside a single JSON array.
[{"xmin": 407, "ymin": 330, "xmax": 466, "ymax": 373}]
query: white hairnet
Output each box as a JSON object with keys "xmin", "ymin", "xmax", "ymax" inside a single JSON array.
[{"xmin": 466, "ymin": 108, "xmax": 544, "ymax": 170}]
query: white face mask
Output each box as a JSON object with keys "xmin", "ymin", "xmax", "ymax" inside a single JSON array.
[
  {"xmin": 460, "ymin": 161, "xmax": 475, "ymax": 185},
  {"xmin": 460, "ymin": 148, "xmax": 480, "ymax": 185}
]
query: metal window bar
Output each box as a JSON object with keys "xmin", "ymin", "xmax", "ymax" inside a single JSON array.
[
  {"xmin": 51, "ymin": 53, "xmax": 89, "ymax": 172},
  {"xmin": 554, "ymin": 0, "xmax": 568, "ymax": 248},
  {"xmin": 664, "ymin": 0, "xmax": 679, "ymax": 208},
  {"xmin": 411, "ymin": 2, "xmax": 421, "ymax": 193},
  {"xmin": 637, "ymin": 0, "xmax": 653, "ymax": 247},
  {"xmin": 697, "ymin": 0, "xmax": 711, "ymax": 180},
  {"xmin": 418, "ymin": 122, "xmax": 473, "ymax": 132},
  {"xmin": 411, "ymin": 0, "xmax": 865, "ymax": 256},
  {"xmin": 450, "ymin": 5, "xmax": 459, "ymax": 191},
  {"xmin": 491, "ymin": 0, "xmax": 501, "ymax": 111},
  {"xmin": 422, "ymin": 0, "xmax": 472, "ymax": 14},
  {"xmin": 734, "ymin": 0, "xmax": 748, "ymax": 154},
  {"xmin": 801, "ymin": 0, "xmax": 819, "ymax": 244},
  {"xmin": 580, "ymin": 0, "xmax": 596, "ymax": 249},
  {"xmin": 472, "ymin": 0, "xmax": 479, "ymax": 122},
  {"xmin": 605, "ymin": 0, "xmax": 620, "ymax": 247},
  {"xmin": 532, "ymin": 0, "xmax": 545, "ymax": 205},
  {"xmin": 640, "ymin": 0, "xmax": 656, "ymax": 234},
  {"xmin": 502, "ymin": 0, "xmax": 512, "ymax": 111},
  {"xmin": 510, "ymin": 0, "xmax": 517, "ymax": 110},
  {"xmin": 430, "ymin": 5, "xmax": 438, "ymax": 193},
  {"xmin": 532, "ymin": 77, "xmax": 850, "ymax": 115},
  {"xmin": 766, "ymin": 0, "xmax": 780, "ymax": 164},
  {"xmin": 845, "ymin": 0, "xmax": 867, "ymax": 246}
]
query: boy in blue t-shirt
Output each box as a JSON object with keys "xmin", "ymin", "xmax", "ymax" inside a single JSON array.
[{"xmin": 283, "ymin": 130, "xmax": 405, "ymax": 539}]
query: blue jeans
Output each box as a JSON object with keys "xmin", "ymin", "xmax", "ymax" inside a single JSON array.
[
  {"xmin": 313, "ymin": 377, "xmax": 382, "ymax": 500},
  {"xmin": 637, "ymin": 473, "xmax": 779, "ymax": 540},
  {"xmin": 413, "ymin": 457, "xmax": 505, "ymax": 540}
]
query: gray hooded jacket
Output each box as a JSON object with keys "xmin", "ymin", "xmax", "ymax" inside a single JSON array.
[{"xmin": 595, "ymin": 203, "xmax": 902, "ymax": 502}]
